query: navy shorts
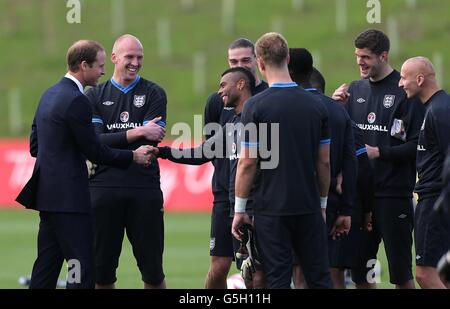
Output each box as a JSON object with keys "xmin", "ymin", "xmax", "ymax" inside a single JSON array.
[
  {"xmin": 352, "ymin": 197, "xmax": 414, "ymax": 285},
  {"xmin": 210, "ymin": 201, "xmax": 239, "ymax": 258},
  {"xmin": 347, "ymin": 224, "xmax": 380, "ymax": 285},
  {"xmin": 254, "ymin": 212, "xmax": 331, "ymax": 289},
  {"xmin": 91, "ymin": 187, "xmax": 165, "ymax": 285},
  {"xmin": 327, "ymin": 211, "xmax": 364, "ymax": 270},
  {"xmin": 415, "ymin": 196, "xmax": 450, "ymax": 267}
]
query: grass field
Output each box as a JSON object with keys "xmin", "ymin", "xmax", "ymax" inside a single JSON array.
[
  {"xmin": 0, "ymin": 209, "xmax": 211, "ymax": 289},
  {"xmin": 0, "ymin": 208, "xmax": 407, "ymax": 289},
  {"xmin": 0, "ymin": 0, "xmax": 449, "ymax": 137}
]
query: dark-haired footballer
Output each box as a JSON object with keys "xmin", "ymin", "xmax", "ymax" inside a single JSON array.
[
  {"xmin": 289, "ymin": 47, "xmax": 359, "ymax": 289},
  {"xmin": 332, "ymin": 29, "xmax": 425, "ymax": 289},
  {"xmin": 201, "ymin": 38, "xmax": 268, "ymax": 288},
  {"xmin": 156, "ymin": 67, "xmax": 266, "ymax": 288}
]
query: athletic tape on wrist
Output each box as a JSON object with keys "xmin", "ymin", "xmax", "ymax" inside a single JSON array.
[
  {"xmin": 320, "ymin": 196, "xmax": 328, "ymax": 209},
  {"xmin": 235, "ymin": 197, "xmax": 248, "ymax": 213}
]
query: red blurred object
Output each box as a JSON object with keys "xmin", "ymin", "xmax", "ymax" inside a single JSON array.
[{"xmin": 0, "ymin": 139, "xmax": 213, "ymax": 212}]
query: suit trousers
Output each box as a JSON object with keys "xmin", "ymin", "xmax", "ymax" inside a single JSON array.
[{"xmin": 30, "ymin": 211, "xmax": 95, "ymax": 289}]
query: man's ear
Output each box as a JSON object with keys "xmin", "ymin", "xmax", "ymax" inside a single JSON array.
[
  {"xmin": 379, "ymin": 51, "xmax": 388, "ymax": 63},
  {"xmin": 257, "ymin": 57, "xmax": 265, "ymax": 73},
  {"xmin": 417, "ymin": 74, "xmax": 425, "ymax": 87},
  {"xmin": 237, "ymin": 79, "xmax": 245, "ymax": 90},
  {"xmin": 80, "ymin": 60, "xmax": 88, "ymax": 71},
  {"xmin": 111, "ymin": 52, "xmax": 117, "ymax": 64}
]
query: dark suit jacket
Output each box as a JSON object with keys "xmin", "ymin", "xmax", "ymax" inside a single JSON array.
[{"xmin": 16, "ymin": 77, "xmax": 133, "ymax": 213}]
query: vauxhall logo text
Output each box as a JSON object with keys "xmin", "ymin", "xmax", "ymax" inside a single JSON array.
[
  {"xmin": 356, "ymin": 123, "xmax": 388, "ymax": 132},
  {"xmin": 107, "ymin": 122, "xmax": 141, "ymax": 130}
]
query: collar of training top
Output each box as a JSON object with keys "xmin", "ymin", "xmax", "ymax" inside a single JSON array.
[
  {"xmin": 270, "ymin": 82, "xmax": 298, "ymax": 88},
  {"xmin": 110, "ymin": 75, "xmax": 141, "ymax": 93}
]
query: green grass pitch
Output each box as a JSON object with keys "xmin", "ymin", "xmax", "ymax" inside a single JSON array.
[{"xmin": 0, "ymin": 209, "xmax": 408, "ymax": 289}]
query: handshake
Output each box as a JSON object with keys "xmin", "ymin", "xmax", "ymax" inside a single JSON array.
[
  {"xmin": 132, "ymin": 145, "xmax": 161, "ymax": 166},
  {"xmin": 86, "ymin": 146, "xmax": 163, "ymax": 178}
]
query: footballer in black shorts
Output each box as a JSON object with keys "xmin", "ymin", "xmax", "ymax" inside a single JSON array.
[
  {"xmin": 345, "ymin": 67, "xmax": 424, "ymax": 286},
  {"xmin": 204, "ymin": 80, "xmax": 268, "ymax": 260},
  {"xmin": 413, "ymin": 90, "xmax": 450, "ymax": 268},
  {"xmin": 345, "ymin": 72, "xmax": 424, "ymax": 285},
  {"xmin": 238, "ymin": 79, "xmax": 332, "ymax": 288},
  {"xmin": 288, "ymin": 49, "xmax": 357, "ymax": 288},
  {"xmin": 338, "ymin": 30, "xmax": 426, "ymax": 287},
  {"xmin": 87, "ymin": 74, "xmax": 167, "ymax": 286},
  {"xmin": 306, "ymin": 90, "xmax": 356, "ymax": 270},
  {"xmin": 203, "ymin": 91, "xmax": 235, "ymax": 260}
]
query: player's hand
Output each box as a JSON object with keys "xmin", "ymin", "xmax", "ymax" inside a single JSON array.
[
  {"xmin": 332, "ymin": 83, "xmax": 350, "ymax": 103},
  {"xmin": 86, "ymin": 160, "xmax": 97, "ymax": 178},
  {"xmin": 336, "ymin": 172, "xmax": 343, "ymax": 195},
  {"xmin": 231, "ymin": 212, "xmax": 252, "ymax": 241},
  {"xmin": 139, "ymin": 116, "xmax": 165, "ymax": 142},
  {"xmin": 132, "ymin": 145, "xmax": 153, "ymax": 166},
  {"xmin": 148, "ymin": 146, "xmax": 160, "ymax": 158},
  {"xmin": 365, "ymin": 144, "xmax": 380, "ymax": 160},
  {"xmin": 364, "ymin": 212, "xmax": 373, "ymax": 232},
  {"xmin": 330, "ymin": 215, "xmax": 351, "ymax": 240}
]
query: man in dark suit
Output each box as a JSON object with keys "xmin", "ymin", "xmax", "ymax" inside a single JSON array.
[{"xmin": 16, "ymin": 40, "xmax": 153, "ymax": 289}]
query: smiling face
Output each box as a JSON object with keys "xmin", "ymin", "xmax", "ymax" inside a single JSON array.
[
  {"xmin": 399, "ymin": 62, "xmax": 421, "ymax": 99},
  {"xmin": 217, "ymin": 72, "xmax": 242, "ymax": 108},
  {"xmin": 112, "ymin": 37, "xmax": 143, "ymax": 86},
  {"xmin": 228, "ymin": 47, "xmax": 257, "ymax": 77},
  {"xmin": 355, "ymin": 47, "xmax": 386, "ymax": 80}
]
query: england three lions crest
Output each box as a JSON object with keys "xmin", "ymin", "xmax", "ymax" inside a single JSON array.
[
  {"xmin": 133, "ymin": 95, "xmax": 146, "ymax": 108},
  {"xmin": 383, "ymin": 95, "xmax": 395, "ymax": 108}
]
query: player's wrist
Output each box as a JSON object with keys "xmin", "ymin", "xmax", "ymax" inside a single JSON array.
[
  {"xmin": 126, "ymin": 127, "xmax": 142, "ymax": 142},
  {"xmin": 320, "ymin": 196, "xmax": 328, "ymax": 209},
  {"xmin": 234, "ymin": 197, "xmax": 248, "ymax": 213},
  {"xmin": 132, "ymin": 149, "xmax": 139, "ymax": 162},
  {"xmin": 135, "ymin": 126, "xmax": 144, "ymax": 138}
]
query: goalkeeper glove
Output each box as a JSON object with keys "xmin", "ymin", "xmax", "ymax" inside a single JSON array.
[{"xmin": 86, "ymin": 160, "xmax": 97, "ymax": 178}]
